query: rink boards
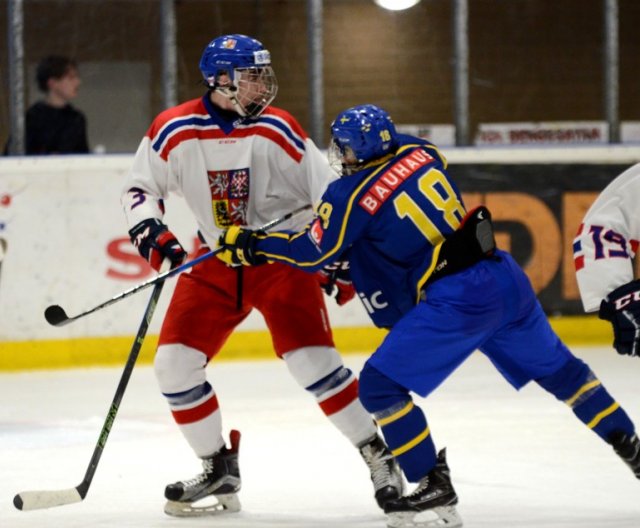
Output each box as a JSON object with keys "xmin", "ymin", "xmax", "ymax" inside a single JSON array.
[{"xmin": 0, "ymin": 149, "xmax": 634, "ymax": 371}]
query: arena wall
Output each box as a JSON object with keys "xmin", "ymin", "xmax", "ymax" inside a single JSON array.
[{"xmin": 1, "ymin": 146, "xmax": 637, "ymax": 370}]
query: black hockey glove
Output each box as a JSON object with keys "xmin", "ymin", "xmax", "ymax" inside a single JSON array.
[
  {"xmin": 317, "ymin": 260, "xmax": 355, "ymax": 306},
  {"xmin": 598, "ymin": 279, "xmax": 640, "ymax": 357},
  {"xmin": 129, "ymin": 218, "xmax": 187, "ymax": 272},
  {"xmin": 218, "ymin": 226, "xmax": 267, "ymax": 266}
]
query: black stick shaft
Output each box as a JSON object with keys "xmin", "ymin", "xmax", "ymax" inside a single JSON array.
[{"xmin": 76, "ymin": 280, "xmax": 165, "ymax": 498}]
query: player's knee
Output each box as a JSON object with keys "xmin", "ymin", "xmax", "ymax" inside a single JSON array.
[
  {"xmin": 359, "ymin": 361, "xmax": 409, "ymax": 414},
  {"xmin": 283, "ymin": 346, "xmax": 344, "ymax": 390},
  {"xmin": 154, "ymin": 343, "xmax": 208, "ymax": 394},
  {"xmin": 536, "ymin": 355, "xmax": 591, "ymax": 400}
]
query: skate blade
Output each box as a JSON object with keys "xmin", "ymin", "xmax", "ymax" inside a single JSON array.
[
  {"xmin": 164, "ymin": 493, "xmax": 241, "ymax": 517},
  {"xmin": 387, "ymin": 505, "xmax": 462, "ymax": 528}
]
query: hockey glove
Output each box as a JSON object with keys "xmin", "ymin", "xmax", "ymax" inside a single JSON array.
[
  {"xmin": 129, "ymin": 218, "xmax": 187, "ymax": 272},
  {"xmin": 598, "ymin": 279, "xmax": 640, "ymax": 357},
  {"xmin": 217, "ymin": 226, "xmax": 266, "ymax": 266},
  {"xmin": 317, "ymin": 261, "xmax": 356, "ymax": 306}
]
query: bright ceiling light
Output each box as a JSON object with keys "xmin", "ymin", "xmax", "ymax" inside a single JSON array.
[{"xmin": 374, "ymin": 0, "xmax": 421, "ymax": 11}]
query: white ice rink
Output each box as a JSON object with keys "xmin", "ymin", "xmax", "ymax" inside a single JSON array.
[{"xmin": 1, "ymin": 347, "xmax": 639, "ymax": 528}]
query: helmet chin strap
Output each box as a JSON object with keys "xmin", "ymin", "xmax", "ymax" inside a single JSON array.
[{"xmin": 213, "ymin": 84, "xmax": 248, "ymax": 117}]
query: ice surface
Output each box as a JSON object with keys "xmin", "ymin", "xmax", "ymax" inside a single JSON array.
[{"xmin": 1, "ymin": 348, "xmax": 639, "ymax": 527}]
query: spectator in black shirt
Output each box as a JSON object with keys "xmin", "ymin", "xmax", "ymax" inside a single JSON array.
[{"xmin": 24, "ymin": 55, "xmax": 89, "ymax": 155}]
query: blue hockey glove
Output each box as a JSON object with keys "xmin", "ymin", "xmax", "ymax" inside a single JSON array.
[
  {"xmin": 598, "ymin": 279, "xmax": 640, "ymax": 357},
  {"xmin": 129, "ymin": 218, "xmax": 186, "ymax": 272},
  {"xmin": 317, "ymin": 261, "xmax": 355, "ymax": 306},
  {"xmin": 217, "ymin": 226, "xmax": 266, "ymax": 266}
]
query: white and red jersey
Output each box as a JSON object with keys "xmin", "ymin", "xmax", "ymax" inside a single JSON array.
[
  {"xmin": 574, "ymin": 162, "xmax": 640, "ymax": 312},
  {"xmin": 121, "ymin": 95, "xmax": 336, "ymax": 248}
]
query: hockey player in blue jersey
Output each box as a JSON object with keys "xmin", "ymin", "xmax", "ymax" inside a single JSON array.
[{"xmin": 218, "ymin": 104, "xmax": 640, "ymax": 528}]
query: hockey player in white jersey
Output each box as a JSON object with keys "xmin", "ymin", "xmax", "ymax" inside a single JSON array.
[
  {"xmin": 121, "ymin": 34, "xmax": 402, "ymax": 516},
  {"xmin": 574, "ymin": 161, "xmax": 640, "ymax": 475}
]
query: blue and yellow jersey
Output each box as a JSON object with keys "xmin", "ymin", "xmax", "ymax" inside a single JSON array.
[{"xmin": 254, "ymin": 134, "xmax": 467, "ymax": 328}]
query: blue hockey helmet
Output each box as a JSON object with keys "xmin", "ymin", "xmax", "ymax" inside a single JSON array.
[
  {"xmin": 329, "ymin": 104, "xmax": 398, "ymax": 175},
  {"xmin": 199, "ymin": 34, "xmax": 278, "ymax": 117}
]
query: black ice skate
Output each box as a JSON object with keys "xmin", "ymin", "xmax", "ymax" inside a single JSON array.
[
  {"xmin": 384, "ymin": 448, "xmax": 462, "ymax": 528},
  {"xmin": 164, "ymin": 429, "xmax": 241, "ymax": 517},
  {"xmin": 610, "ymin": 431, "xmax": 640, "ymax": 478},
  {"xmin": 359, "ymin": 434, "xmax": 404, "ymax": 508}
]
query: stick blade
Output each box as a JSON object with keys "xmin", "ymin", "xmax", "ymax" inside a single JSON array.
[
  {"xmin": 44, "ymin": 305, "xmax": 71, "ymax": 326},
  {"xmin": 14, "ymin": 487, "xmax": 83, "ymax": 511}
]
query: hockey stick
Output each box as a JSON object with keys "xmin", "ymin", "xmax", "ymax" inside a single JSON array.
[
  {"xmin": 44, "ymin": 204, "xmax": 312, "ymax": 327},
  {"xmin": 14, "ymin": 280, "xmax": 165, "ymax": 511}
]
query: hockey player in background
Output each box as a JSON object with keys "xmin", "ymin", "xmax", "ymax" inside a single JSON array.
[
  {"xmin": 219, "ymin": 104, "xmax": 640, "ymax": 528},
  {"xmin": 121, "ymin": 36, "xmax": 402, "ymax": 516},
  {"xmin": 574, "ymin": 162, "xmax": 640, "ymax": 358}
]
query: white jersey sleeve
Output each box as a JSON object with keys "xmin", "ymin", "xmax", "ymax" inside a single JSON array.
[
  {"xmin": 121, "ymin": 135, "xmax": 173, "ymax": 228},
  {"xmin": 574, "ymin": 162, "xmax": 640, "ymax": 312}
]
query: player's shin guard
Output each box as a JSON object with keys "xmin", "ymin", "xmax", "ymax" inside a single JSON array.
[
  {"xmin": 537, "ymin": 355, "xmax": 638, "ymax": 477},
  {"xmin": 284, "ymin": 347, "xmax": 401, "ymax": 507},
  {"xmin": 307, "ymin": 365, "xmax": 403, "ymax": 506},
  {"xmin": 155, "ymin": 344, "xmax": 225, "ymax": 457},
  {"xmin": 284, "ymin": 347, "xmax": 377, "ymax": 445},
  {"xmin": 359, "ymin": 363, "xmax": 437, "ymax": 483}
]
